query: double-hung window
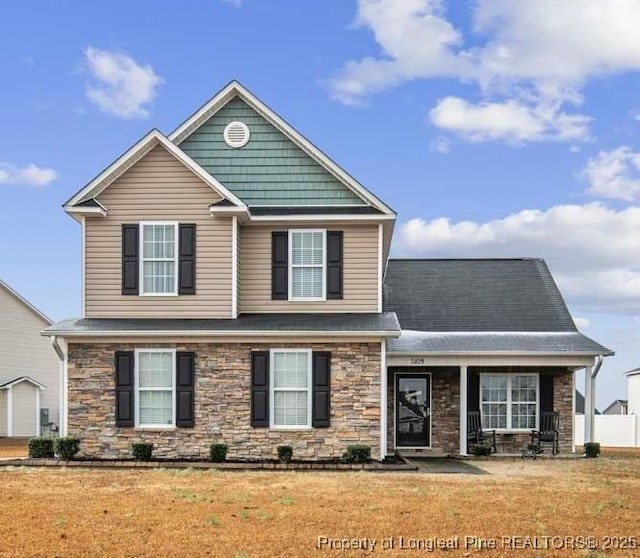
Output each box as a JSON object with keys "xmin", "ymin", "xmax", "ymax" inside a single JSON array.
[
  {"xmin": 141, "ymin": 222, "xmax": 178, "ymax": 295},
  {"xmin": 289, "ymin": 230, "xmax": 325, "ymax": 301},
  {"xmin": 270, "ymin": 349, "xmax": 312, "ymax": 428},
  {"xmin": 480, "ymin": 374, "xmax": 538, "ymax": 430},
  {"xmin": 135, "ymin": 349, "xmax": 175, "ymax": 427}
]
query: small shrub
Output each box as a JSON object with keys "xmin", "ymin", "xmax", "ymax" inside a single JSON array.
[
  {"xmin": 277, "ymin": 445, "xmax": 293, "ymax": 463},
  {"xmin": 28, "ymin": 437, "xmax": 55, "ymax": 458},
  {"xmin": 342, "ymin": 445, "xmax": 371, "ymax": 463},
  {"xmin": 55, "ymin": 437, "xmax": 80, "ymax": 460},
  {"xmin": 209, "ymin": 443, "xmax": 228, "ymax": 463},
  {"xmin": 131, "ymin": 442, "xmax": 153, "ymax": 461},
  {"xmin": 584, "ymin": 442, "xmax": 601, "ymax": 458},
  {"xmin": 471, "ymin": 444, "xmax": 493, "ymax": 457}
]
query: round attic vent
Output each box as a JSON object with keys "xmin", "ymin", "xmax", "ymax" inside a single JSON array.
[{"xmin": 223, "ymin": 121, "xmax": 250, "ymax": 148}]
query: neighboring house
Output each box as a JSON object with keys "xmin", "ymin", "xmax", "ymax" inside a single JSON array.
[
  {"xmin": 43, "ymin": 81, "xmax": 612, "ymax": 459},
  {"xmin": 625, "ymin": 368, "xmax": 640, "ymax": 415},
  {"xmin": 0, "ymin": 280, "xmax": 60, "ymax": 437},
  {"xmin": 574, "ymin": 390, "xmax": 600, "ymax": 415},
  {"xmin": 602, "ymin": 399, "xmax": 628, "ymax": 415}
]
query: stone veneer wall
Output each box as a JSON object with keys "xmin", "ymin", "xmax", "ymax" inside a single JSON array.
[
  {"xmin": 387, "ymin": 367, "xmax": 574, "ymax": 455},
  {"xmin": 67, "ymin": 342, "xmax": 382, "ymax": 460}
]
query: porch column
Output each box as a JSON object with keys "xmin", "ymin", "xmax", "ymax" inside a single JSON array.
[
  {"xmin": 584, "ymin": 365, "xmax": 595, "ymax": 444},
  {"xmin": 459, "ymin": 365, "xmax": 468, "ymax": 455},
  {"xmin": 380, "ymin": 341, "xmax": 388, "ymax": 460}
]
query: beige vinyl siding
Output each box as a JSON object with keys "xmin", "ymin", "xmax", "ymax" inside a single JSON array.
[
  {"xmin": 0, "ymin": 285, "xmax": 58, "ymax": 431},
  {"xmin": 88, "ymin": 145, "xmax": 233, "ymax": 318},
  {"xmin": 0, "ymin": 391, "xmax": 6, "ymax": 436},
  {"xmin": 11, "ymin": 382, "xmax": 38, "ymax": 436},
  {"xmin": 240, "ymin": 224, "xmax": 379, "ymax": 312}
]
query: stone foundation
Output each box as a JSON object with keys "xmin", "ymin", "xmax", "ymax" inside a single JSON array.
[{"xmin": 67, "ymin": 341, "xmax": 382, "ymax": 460}]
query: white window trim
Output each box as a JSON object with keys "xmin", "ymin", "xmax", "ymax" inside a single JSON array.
[
  {"xmin": 269, "ymin": 348, "xmax": 313, "ymax": 429},
  {"xmin": 139, "ymin": 221, "xmax": 179, "ymax": 296},
  {"xmin": 134, "ymin": 348, "xmax": 176, "ymax": 428},
  {"xmin": 479, "ymin": 373, "xmax": 540, "ymax": 432},
  {"xmin": 287, "ymin": 229, "xmax": 326, "ymax": 302}
]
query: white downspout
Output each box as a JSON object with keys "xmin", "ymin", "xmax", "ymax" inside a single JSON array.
[
  {"xmin": 584, "ymin": 355, "xmax": 604, "ymax": 446},
  {"xmin": 51, "ymin": 336, "xmax": 67, "ymax": 436}
]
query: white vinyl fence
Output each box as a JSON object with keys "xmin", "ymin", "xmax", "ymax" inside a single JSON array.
[{"xmin": 574, "ymin": 415, "xmax": 640, "ymax": 447}]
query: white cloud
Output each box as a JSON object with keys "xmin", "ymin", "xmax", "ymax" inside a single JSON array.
[
  {"xmin": 428, "ymin": 96, "xmax": 590, "ymax": 143},
  {"xmin": 396, "ymin": 203, "xmax": 640, "ymax": 314},
  {"xmin": 584, "ymin": 147, "xmax": 640, "ymax": 201},
  {"xmin": 330, "ymin": 0, "xmax": 640, "ymax": 143},
  {"xmin": 0, "ymin": 162, "xmax": 57, "ymax": 187},
  {"xmin": 84, "ymin": 47, "xmax": 163, "ymax": 119},
  {"xmin": 329, "ymin": 0, "xmax": 468, "ymax": 105},
  {"xmin": 430, "ymin": 136, "xmax": 450, "ymax": 154}
]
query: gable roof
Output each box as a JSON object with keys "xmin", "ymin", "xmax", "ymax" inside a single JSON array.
[
  {"xmin": 383, "ymin": 258, "xmax": 577, "ymax": 332},
  {"xmin": 625, "ymin": 367, "xmax": 640, "ymax": 376},
  {"xmin": 169, "ymin": 81, "xmax": 394, "ymax": 214},
  {"xmin": 0, "ymin": 280, "xmax": 52, "ymax": 325},
  {"xmin": 0, "ymin": 376, "xmax": 47, "ymax": 390},
  {"xmin": 64, "ymin": 129, "xmax": 247, "ymax": 210}
]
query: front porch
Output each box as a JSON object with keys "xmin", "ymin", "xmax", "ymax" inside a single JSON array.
[{"xmin": 383, "ymin": 353, "xmax": 597, "ymax": 457}]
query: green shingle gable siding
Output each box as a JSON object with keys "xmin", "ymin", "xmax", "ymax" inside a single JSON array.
[{"xmin": 178, "ymin": 97, "xmax": 366, "ymax": 206}]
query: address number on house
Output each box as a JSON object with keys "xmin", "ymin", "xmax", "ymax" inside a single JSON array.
[{"xmin": 409, "ymin": 357, "xmax": 425, "ymax": 365}]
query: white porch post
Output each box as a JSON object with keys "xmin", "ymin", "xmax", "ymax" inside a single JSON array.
[
  {"xmin": 459, "ymin": 365, "xmax": 468, "ymax": 456},
  {"xmin": 380, "ymin": 341, "xmax": 388, "ymax": 460},
  {"xmin": 584, "ymin": 365, "xmax": 594, "ymax": 444}
]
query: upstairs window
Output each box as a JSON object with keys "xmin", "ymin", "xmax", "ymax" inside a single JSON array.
[
  {"xmin": 289, "ymin": 230, "xmax": 325, "ymax": 301},
  {"xmin": 140, "ymin": 222, "xmax": 178, "ymax": 295}
]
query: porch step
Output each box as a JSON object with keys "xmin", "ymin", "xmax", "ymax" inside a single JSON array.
[{"xmin": 398, "ymin": 449, "xmax": 449, "ymax": 459}]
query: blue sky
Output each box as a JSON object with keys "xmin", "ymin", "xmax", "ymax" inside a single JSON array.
[{"xmin": 2, "ymin": 0, "xmax": 640, "ymax": 407}]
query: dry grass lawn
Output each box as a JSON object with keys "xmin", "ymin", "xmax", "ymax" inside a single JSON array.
[{"xmin": 0, "ymin": 457, "xmax": 638, "ymax": 557}]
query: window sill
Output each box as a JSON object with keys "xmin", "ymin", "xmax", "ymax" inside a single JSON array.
[
  {"xmin": 138, "ymin": 293, "xmax": 179, "ymax": 297},
  {"xmin": 134, "ymin": 426, "xmax": 177, "ymax": 432},
  {"xmin": 269, "ymin": 426, "xmax": 313, "ymax": 431}
]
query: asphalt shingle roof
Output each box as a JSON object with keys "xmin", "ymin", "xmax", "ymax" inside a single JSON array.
[
  {"xmin": 383, "ymin": 258, "xmax": 577, "ymax": 332},
  {"xmin": 43, "ymin": 313, "xmax": 401, "ymax": 336},
  {"xmin": 387, "ymin": 331, "xmax": 613, "ymax": 355}
]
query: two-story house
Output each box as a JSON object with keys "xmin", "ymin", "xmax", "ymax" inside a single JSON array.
[{"xmin": 44, "ymin": 81, "xmax": 611, "ymax": 460}]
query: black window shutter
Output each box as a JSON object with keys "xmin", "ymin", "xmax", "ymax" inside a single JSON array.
[
  {"xmin": 271, "ymin": 232, "xmax": 288, "ymax": 300},
  {"xmin": 115, "ymin": 351, "xmax": 134, "ymax": 427},
  {"xmin": 312, "ymin": 351, "xmax": 331, "ymax": 428},
  {"xmin": 179, "ymin": 224, "xmax": 196, "ymax": 295},
  {"xmin": 540, "ymin": 374, "xmax": 554, "ymax": 413},
  {"xmin": 467, "ymin": 371, "xmax": 480, "ymax": 412},
  {"xmin": 326, "ymin": 231, "xmax": 343, "ymax": 299},
  {"xmin": 121, "ymin": 225, "xmax": 139, "ymax": 295},
  {"xmin": 251, "ymin": 352, "xmax": 269, "ymax": 427},
  {"xmin": 176, "ymin": 352, "xmax": 195, "ymax": 427}
]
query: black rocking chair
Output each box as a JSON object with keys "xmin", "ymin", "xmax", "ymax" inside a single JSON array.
[
  {"xmin": 530, "ymin": 411, "xmax": 560, "ymax": 455},
  {"xmin": 467, "ymin": 411, "xmax": 497, "ymax": 454}
]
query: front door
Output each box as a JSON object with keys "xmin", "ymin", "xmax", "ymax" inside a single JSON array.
[{"xmin": 396, "ymin": 374, "xmax": 431, "ymax": 447}]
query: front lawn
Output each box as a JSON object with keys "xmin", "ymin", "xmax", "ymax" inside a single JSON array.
[{"xmin": 1, "ymin": 457, "xmax": 638, "ymax": 557}]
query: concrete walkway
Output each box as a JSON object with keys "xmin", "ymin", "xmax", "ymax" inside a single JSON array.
[{"xmin": 404, "ymin": 457, "xmax": 488, "ymax": 474}]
